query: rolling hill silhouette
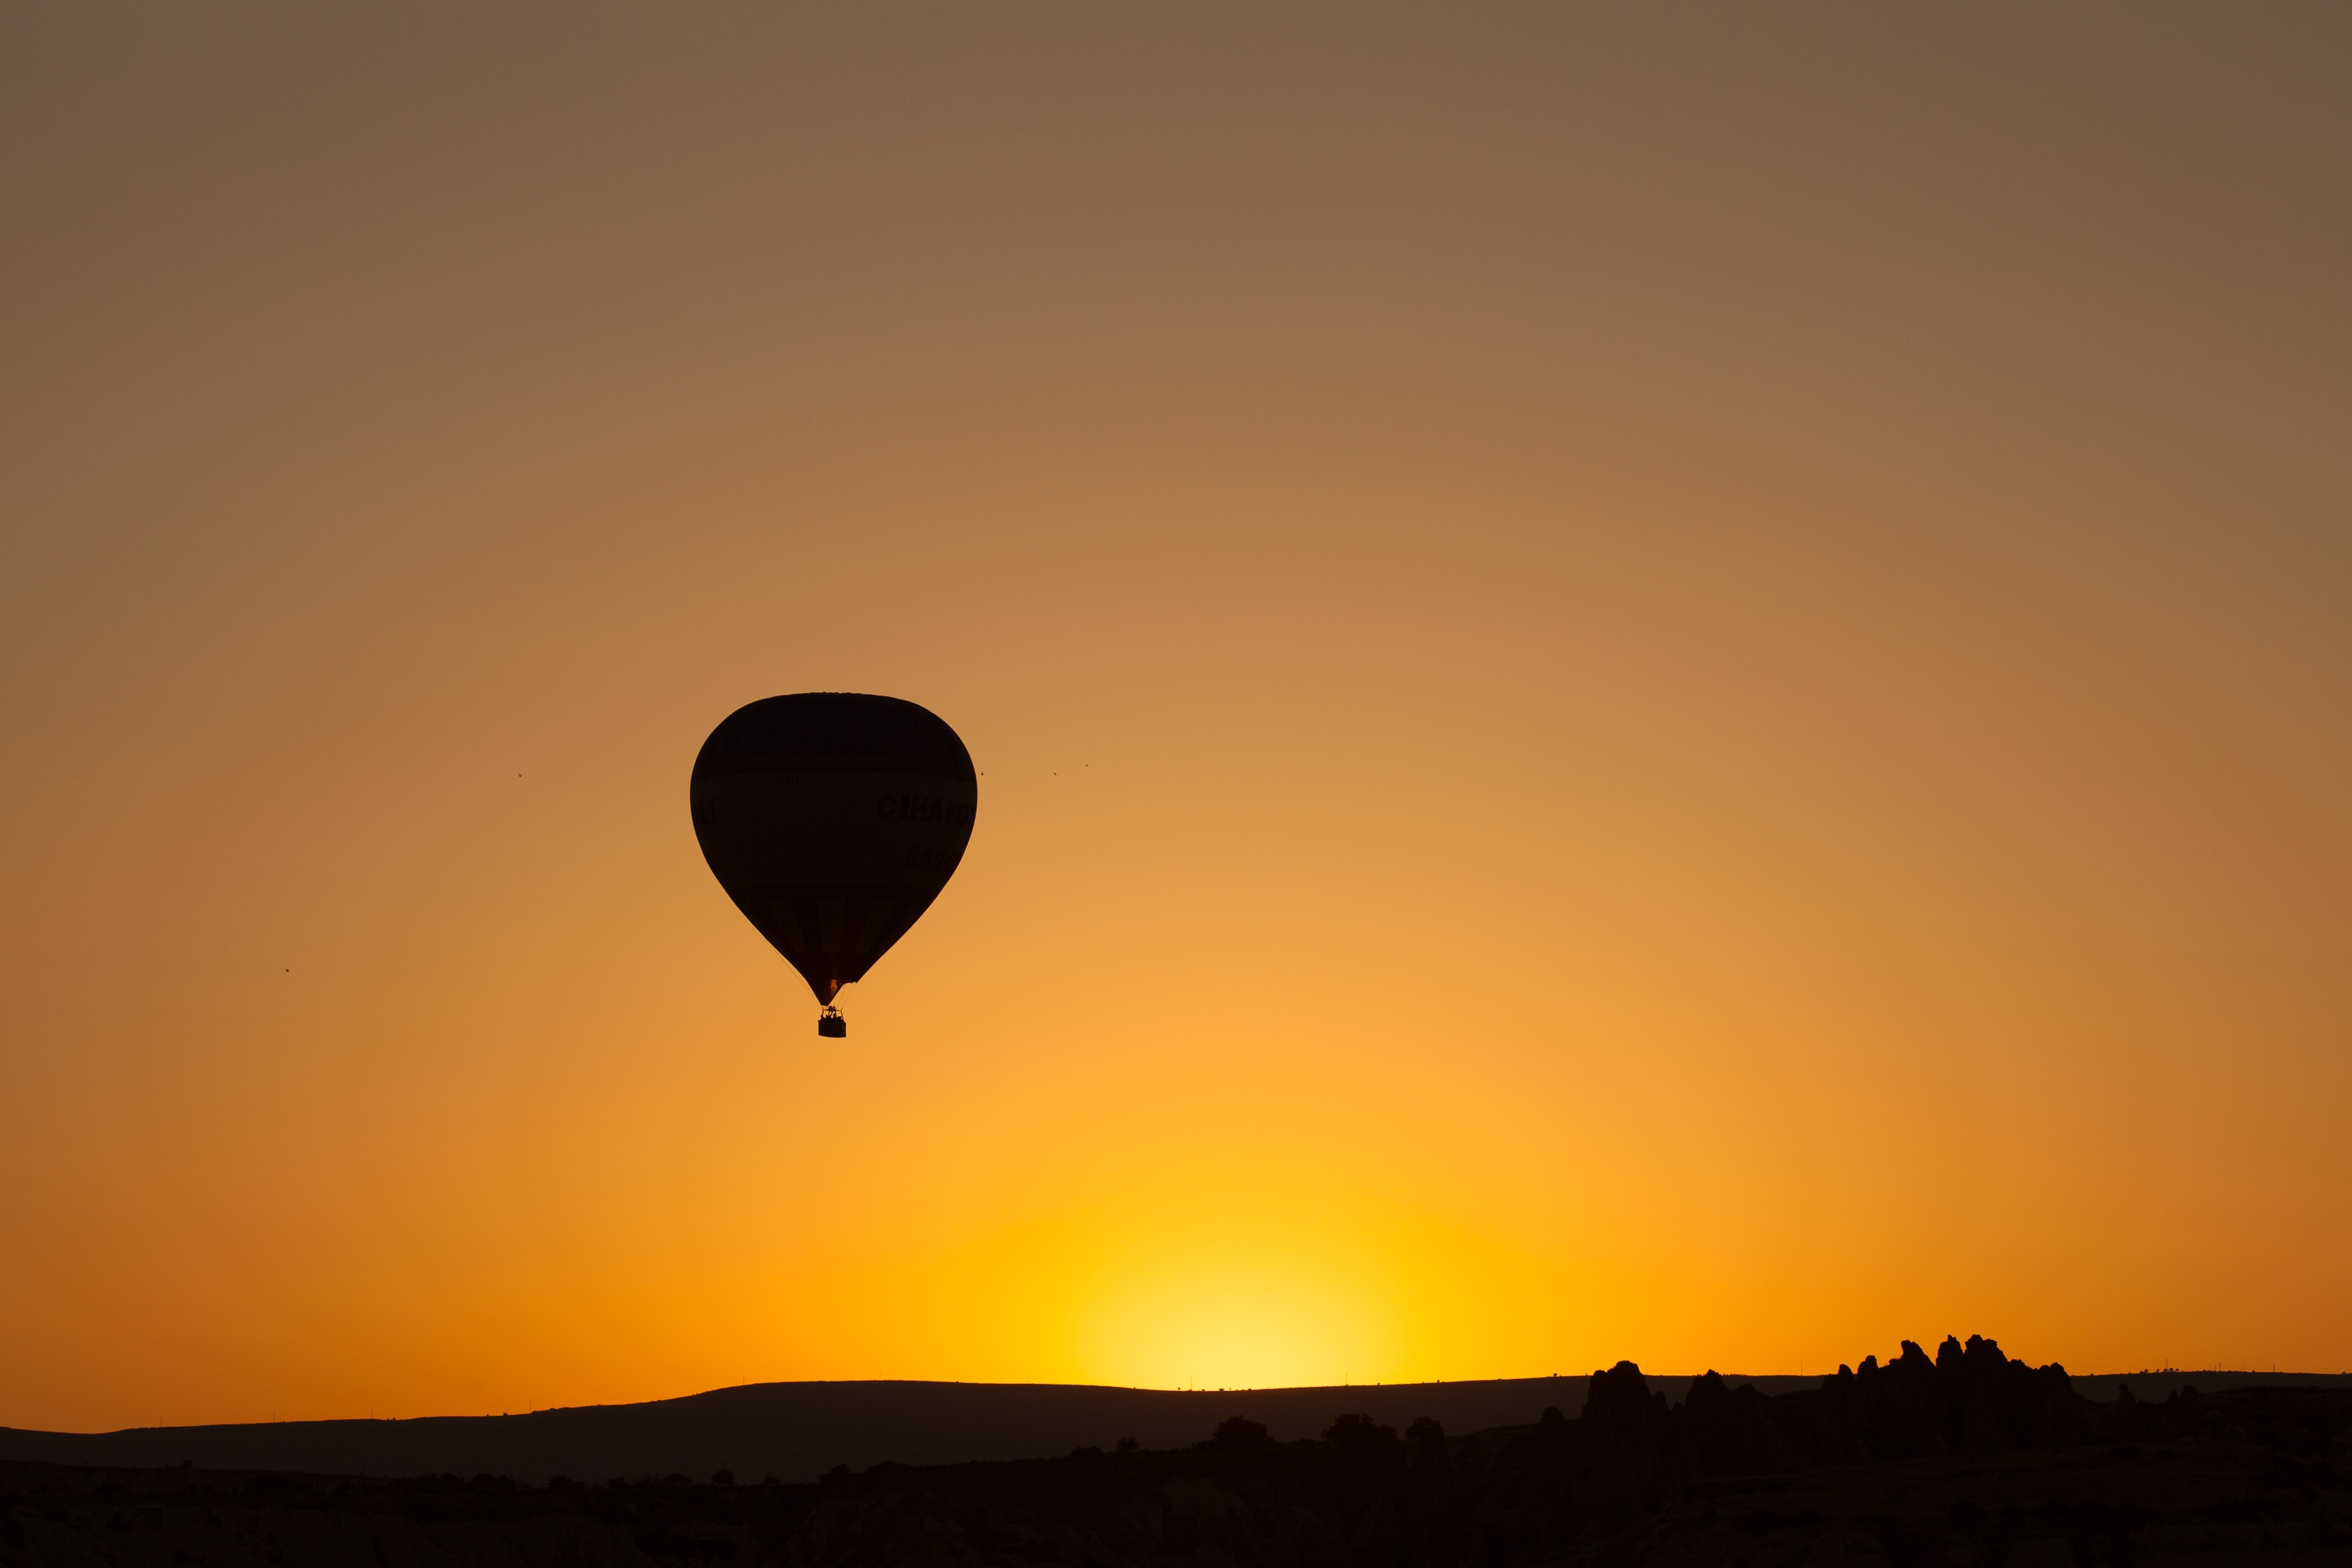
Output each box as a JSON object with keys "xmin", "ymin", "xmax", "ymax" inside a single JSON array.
[
  {"xmin": 0, "ymin": 1375, "xmax": 1802, "ymax": 1485},
  {"xmin": 3, "ymin": 1347, "xmax": 2343, "ymax": 1486},
  {"xmin": 4, "ymin": 1338, "xmax": 2348, "ymax": 1566}
]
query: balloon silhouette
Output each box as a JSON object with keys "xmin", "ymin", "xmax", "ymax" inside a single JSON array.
[{"xmin": 691, "ymin": 693, "xmax": 976, "ymax": 1036}]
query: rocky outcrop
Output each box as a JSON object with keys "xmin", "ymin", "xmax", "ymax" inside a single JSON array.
[{"xmin": 1671, "ymin": 1333, "xmax": 2089, "ymax": 1473}]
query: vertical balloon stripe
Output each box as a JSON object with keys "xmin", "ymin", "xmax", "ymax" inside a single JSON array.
[
  {"xmin": 817, "ymin": 898, "xmax": 846, "ymax": 955},
  {"xmin": 849, "ymin": 897, "xmax": 892, "ymax": 958}
]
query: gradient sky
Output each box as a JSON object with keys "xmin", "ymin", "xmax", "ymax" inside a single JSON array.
[{"xmin": 3, "ymin": 3, "xmax": 2348, "ymax": 1434}]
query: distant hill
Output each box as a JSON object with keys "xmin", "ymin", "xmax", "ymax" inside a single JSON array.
[
  {"xmin": 6, "ymin": 1345, "xmax": 2349, "ymax": 1567},
  {"xmin": 5, "ymin": 1362, "xmax": 2344, "ymax": 1486},
  {"xmin": 2066, "ymin": 1370, "xmax": 2352, "ymax": 1403},
  {"xmin": 0, "ymin": 1376, "xmax": 1804, "ymax": 1485}
]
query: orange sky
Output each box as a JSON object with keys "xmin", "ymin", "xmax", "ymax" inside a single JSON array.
[{"xmin": 3, "ymin": 4, "xmax": 2347, "ymax": 1433}]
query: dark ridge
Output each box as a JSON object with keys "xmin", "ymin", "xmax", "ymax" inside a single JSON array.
[
  {"xmin": 4, "ymin": 1338, "xmax": 2347, "ymax": 1566},
  {"xmin": 5, "ymin": 1354, "xmax": 2345, "ymax": 1488},
  {"xmin": 0, "ymin": 1375, "xmax": 1740, "ymax": 1485}
]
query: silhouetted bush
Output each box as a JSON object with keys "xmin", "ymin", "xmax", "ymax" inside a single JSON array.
[
  {"xmin": 711, "ymin": 1468, "xmax": 735, "ymax": 1487},
  {"xmin": 1323, "ymin": 1413, "xmax": 1396, "ymax": 1443}
]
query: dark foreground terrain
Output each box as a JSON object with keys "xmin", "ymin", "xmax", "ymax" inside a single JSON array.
[{"xmin": 6, "ymin": 1340, "xmax": 2347, "ymax": 1567}]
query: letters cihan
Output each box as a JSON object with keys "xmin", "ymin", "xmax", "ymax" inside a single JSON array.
[{"xmin": 877, "ymin": 793, "xmax": 974, "ymax": 829}]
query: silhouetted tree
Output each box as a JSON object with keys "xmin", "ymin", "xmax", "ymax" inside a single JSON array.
[{"xmin": 1212, "ymin": 1415, "xmax": 1272, "ymax": 1447}]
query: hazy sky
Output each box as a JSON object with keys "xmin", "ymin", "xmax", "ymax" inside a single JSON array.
[{"xmin": 3, "ymin": 2, "xmax": 2347, "ymax": 1432}]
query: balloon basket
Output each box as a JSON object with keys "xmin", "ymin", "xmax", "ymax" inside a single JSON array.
[{"xmin": 817, "ymin": 1007, "xmax": 847, "ymax": 1039}]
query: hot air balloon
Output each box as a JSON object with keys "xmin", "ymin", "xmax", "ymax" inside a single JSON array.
[{"xmin": 691, "ymin": 693, "xmax": 976, "ymax": 1037}]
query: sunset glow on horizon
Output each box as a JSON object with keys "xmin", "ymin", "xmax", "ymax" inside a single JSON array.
[{"xmin": 2, "ymin": 3, "xmax": 2347, "ymax": 1434}]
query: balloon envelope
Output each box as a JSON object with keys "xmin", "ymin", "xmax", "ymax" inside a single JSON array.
[{"xmin": 691, "ymin": 693, "xmax": 976, "ymax": 1005}]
